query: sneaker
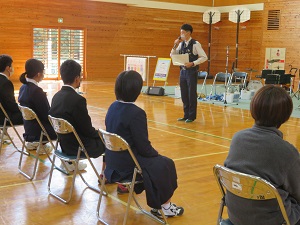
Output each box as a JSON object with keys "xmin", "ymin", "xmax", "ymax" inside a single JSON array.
[
  {"xmin": 185, "ymin": 119, "xmax": 194, "ymax": 123},
  {"xmin": 26, "ymin": 142, "xmax": 40, "ymax": 150},
  {"xmin": 117, "ymin": 184, "xmax": 129, "ymax": 194},
  {"xmin": 177, "ymin": 118, "xmax": 187, "ymax": 122},
  {"xmin": 1, "ymin": 134, "xmax": 10, "ymax": 142},
  {"xmin": 151, "ymin": 202, "xmax": 184, "ymax": 218},
  {"xmin": 60, "ymin": 161, "xmax": 87, "ymax": 172},
  {"xmin": 38, "ymin": 143, "xmax": 53, "ymax": 155}
]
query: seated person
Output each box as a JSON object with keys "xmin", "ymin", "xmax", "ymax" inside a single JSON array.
[
  {"xmin": 18, "ymin": 59, "xmax": 56, "ymax": 154},
  {"xmin": 104, "ymin": 70, "xmax": 184, "ymax": 217},
  {"xmin": 0, "ymin": 54, "xmax": 23, "ymax": 140},
  {"xmin": 224, "ymin": 85, "xmax": 300, "ymax": 225},
  {"xmin": 49, "ymin": 59, "xmax": 105, "ymax": 172}
]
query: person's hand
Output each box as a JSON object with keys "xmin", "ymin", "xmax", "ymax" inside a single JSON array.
[
  {"xmin": 184, "ymin": 62, "xmax": 194, "ymax": 68},
  {"xmin": 173, "ymin": 38, "xmax": 181, "ymax": 49}
]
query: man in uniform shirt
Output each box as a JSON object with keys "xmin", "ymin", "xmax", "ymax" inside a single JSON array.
[{"xmin": 170, "ymin": 24, "xmax": 207, "ymax": 123}]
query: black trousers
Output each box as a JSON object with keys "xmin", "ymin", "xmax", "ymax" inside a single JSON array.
[{"xmin": 179, "ymin": 68, "xmax": 198, "ymax": 120}]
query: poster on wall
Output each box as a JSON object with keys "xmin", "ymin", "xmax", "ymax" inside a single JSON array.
[
  {"xmin": 153, "ymin": 58, "xmax": 171, "ymax": 81},
  {"xmin": 265, "ymin": 48, "xmax": 286, "ymax": 70},
  {"xmin": 126, "ymin": 57, "xmax": 147, "ymax": 81}
]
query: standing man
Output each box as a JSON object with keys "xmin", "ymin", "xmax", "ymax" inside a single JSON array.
[
  {"xmin": 0, "ymin": 55, "xmax": 23, "ymax": 140},
  {"xmin": 170, "ymin": 24, "xmax": 207, "ymax": 123}
]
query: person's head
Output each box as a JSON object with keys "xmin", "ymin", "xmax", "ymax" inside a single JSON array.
[
  {"xmin": 19, "ymin": 59, "xmax": 45, "ymax": 84},
  {"xmin": 180, "ymin": 24, "xmax": 193, "ymax": 41},
  {"xmin": 115, "ymin": 70, "xmax": 143, "ymax": 102},
  {"xmin": 250, "ymin": 85, "xmax": 293, "ymax": 128},
  {"xmin": 60, "ymin": 59, "xmax": 82, "ymax": 88},
  {"xmin": 0, "ymin": 54, "xmax": 13, "ymax": 77}
]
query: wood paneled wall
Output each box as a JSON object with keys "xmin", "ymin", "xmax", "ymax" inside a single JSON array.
[
  {"xmin": 150, "ymin": 0, "xmax": 213, "ymax": 6},
  {"xmin": 262, "ymin": 0, "xmax": 300, "ymax": 87},
  {"xmin": 210, "ymin": 11, "xmax": 263, "ymax": 78},
  {"xmin": 0, "ymin": 0, "xmax": 204, "ymax": 82},
  {"xmin": 214, "ymin": 0, "xmax": 264, "ymax": 6},
  {"xmin": 3, "ymin": 0, "xmax": 299, "ymax": 86}
]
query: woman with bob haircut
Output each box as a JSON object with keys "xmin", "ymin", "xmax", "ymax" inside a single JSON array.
[
  {"xmin": 224, "ymin": 85, "xmax": 300, "ymax": 225},
  {"xmin": 18, "ymin": 58, "xmax": 56, "ymax": 154},
  {"xmin": 104, "ymin": 70, "xmax": 184, "ymax": 217}
]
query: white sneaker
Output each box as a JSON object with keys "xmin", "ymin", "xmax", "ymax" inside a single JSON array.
[
  {"xmin": 162, "ymin": 202, "xmax": 184, "ymax": 217},
  {"xmin": 60, "ymin": 161, "xmax": 87, "ymax": 172},
  {"xmin": 26, "ymin": 142, "xmax": 40, "ymax": 150},
  {"xmin": 1, "ymin": 134, "xmax": 10, "ymax": 142},
  {"xmin": 38, "ymin": 143, "xmax": 53, "ymax": 155},
  {"xmin": 151, "ymin": 202, "xmax": 184, "ymax": 218}
]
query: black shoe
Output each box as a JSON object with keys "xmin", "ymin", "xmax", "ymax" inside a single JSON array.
[
  {"xmin": 177, "ymin": 118, "xmax": 187, "ymax": 121},
  {"xmin": 185, "ymin": 119, "xmax": 194, "ymax": 123}
]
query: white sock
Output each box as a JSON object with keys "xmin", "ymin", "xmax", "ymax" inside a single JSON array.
[{"xmin": 162, "ymin": 202, "xmax": 171, "ymax": 209}]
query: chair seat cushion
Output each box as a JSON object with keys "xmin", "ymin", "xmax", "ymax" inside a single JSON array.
[
  {"xmin": 54, "ymin": 149, "xmax": 86, "ymax": 161},
  {"xmin": 221, "ymin": 219, "xmax": 234, "ymax": 225}
]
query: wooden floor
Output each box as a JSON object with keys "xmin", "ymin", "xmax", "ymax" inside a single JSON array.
[{"xmin": 1, "ymin": 80, "xmax": 300, "ymax": 225}]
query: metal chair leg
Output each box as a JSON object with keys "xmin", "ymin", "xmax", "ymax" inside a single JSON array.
[
  {"xmin": 18, "ymin": 132, "xmax": 45, "ymax": 180},
  {"xmin": 48, "ymin": 159, "xmax": 78, "ymax": 204},
  {"xmin": 96, "ymin": 173, "xmax": 110, "ymax": 225}
]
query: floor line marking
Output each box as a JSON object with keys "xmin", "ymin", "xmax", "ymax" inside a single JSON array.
[
  {"xmin": 86, "ymin": 105, "xmax": 232, "ymax": 141},
  {"xmin": 0, "ymin": 179, "xmax": 45, "ymax": 189},
  {"xmin": 148, "ymin": 120, "xmax": 232, "ymax": 141},
  {"xmin": 173, "ymin": 151, "xmax": 229, "ymax": 161},
  {"xmin": 148, "ymin": 126, "xmax": 229, "ymax": 148}
]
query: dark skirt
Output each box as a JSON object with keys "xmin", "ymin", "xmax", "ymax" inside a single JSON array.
[{"xmin": 105, "ymin": 153, "xmax": 178, "ymax": 209}]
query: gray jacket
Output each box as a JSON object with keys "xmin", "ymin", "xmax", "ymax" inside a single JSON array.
[{"xmin": 224, "ymin": 125, "xmax": 300, "ymax": 225}]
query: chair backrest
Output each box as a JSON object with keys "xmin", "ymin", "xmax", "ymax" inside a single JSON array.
[
  {"xmin": 232, "ymin": 72, "xmax": 247, "ymax": 78},
  {"xmin": 198, "ymin": 71, "xmax": 208, "ymax": 78},
  {"xmin": 213, "ymin": 164, "xmax": 290, "ymax": 225},
  {"xmin": 98, "ymin": 128, "xmax": 142, "ymax": 172},
  {"xmin": 0, "ymin": 103, "xmax": 10, "ymax": 122},
  {"xmin": 18, "ymin": 105, "xmax": 37, "ymax": 121},
  {"xmin": 48, "ymin": 115, "xmax": 84, "ymax": 149}
]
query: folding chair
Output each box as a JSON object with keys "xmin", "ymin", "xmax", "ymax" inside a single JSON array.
[
  {"xmin": 0, "ymin": 103, "xmax": 29, "ymax": 156},
  {"xmin": 231, "ymin": 72, "xmax": 248, "ymax": 89},
  {"xmin": 18, "ymin": 105, "xmax": 68, "ymax": 180},
  {"xmin": 198, "ymin": 71, "xmax": 208, "ymax": 97},
  {"xmin": 97, "ymin": 128, "xmax": 168, "ymax": 225},
  {"xmin": 213, "ymin": 164, "xmax": 290, "ymax": 225},
  {"xmin": 48, "ymin": 115, "xmax": 106, "ymax": 204},
  {"xmin": 209, "ymin": 72, "xmax": 231, "ymax": 100}
]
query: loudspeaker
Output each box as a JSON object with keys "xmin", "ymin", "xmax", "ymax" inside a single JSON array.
[{"xmin": 146, "ymin": 86, "xmax": 165, "ymax": 96}]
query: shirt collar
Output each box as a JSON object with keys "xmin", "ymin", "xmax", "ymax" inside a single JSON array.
[
  {"xmin": 185, "ymin": 37, "xmax": 192, "ymax": 45},
  {"xmin": 26, "ymin": 77, "xmax": 38, "ymax": 86},
  {"xmin": 0, "ymin": 73, "xmax": 8, "ymax": 79},
  {"xmin": 253, "ymin": 124, "xmax": 283, "ymax": 138},
  {"xmin": 63, "ymin": 84, "xmax": 77, "ymax": 91},
  {"xmin": 117, "ymin": 100, "xmax": 135, "ymax": 105}
]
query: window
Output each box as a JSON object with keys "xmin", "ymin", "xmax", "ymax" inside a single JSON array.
[{"xmin": 33, "ymin": 28, "xmax": 85, "ymax": 79}]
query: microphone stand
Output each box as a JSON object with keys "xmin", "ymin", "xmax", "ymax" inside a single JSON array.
[{"xmin": 224, "ymin": 46, "xmax": 229, "ymax": 105}]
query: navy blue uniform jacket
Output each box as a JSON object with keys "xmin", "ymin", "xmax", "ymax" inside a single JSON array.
[
  {"xmin": 105, "ymin": 101, "xmax": 178, "ymax": 209},
  {"xmin": 18, "ymin": 82, "xmax": 56, "ymax": 141},
  {"xmin": 0, "ymin": 75, "xmax": 22, "ymax": 125},
  {"xmin": 49, "ymin": 86, "xmax": 104, "ymax": 158}
]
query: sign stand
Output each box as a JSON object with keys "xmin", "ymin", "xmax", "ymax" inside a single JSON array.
[
  {"xmin": 120, "ymin": 54, "xmax": 156, "ymax": 90},
  {"xmin": 152, "ymin": 58, "xmax": 171, "ymax": 89}
]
